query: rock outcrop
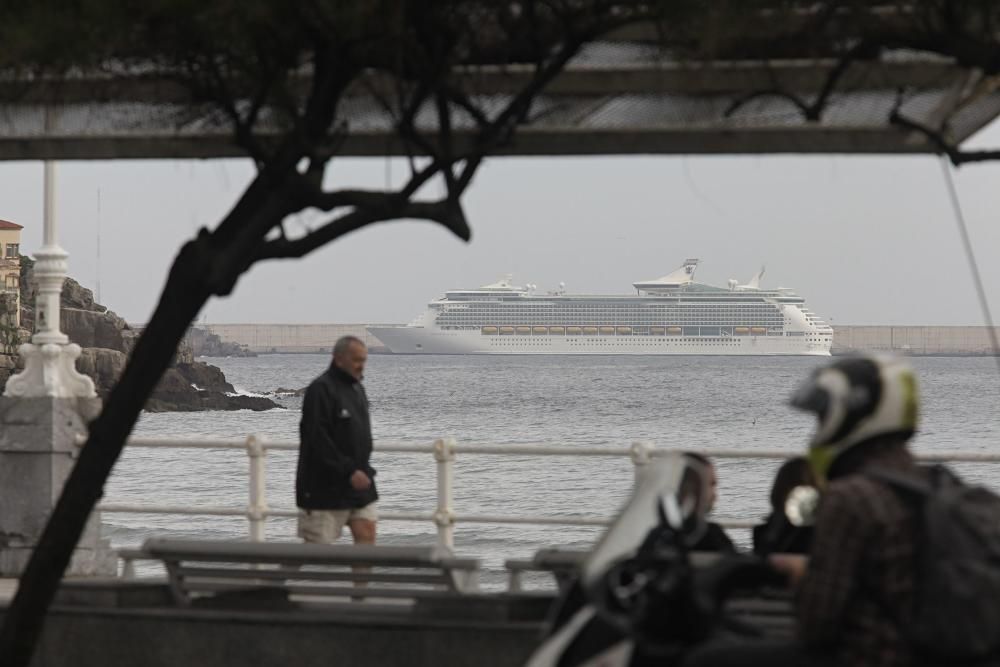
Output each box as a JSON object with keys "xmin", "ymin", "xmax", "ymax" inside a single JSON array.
[
  {"xmin": 1, "ymin": 257, "xmax": 278, "ymax": 412},
  {"xmin": 145, "ymin": 363, "xmax": 275, "ymax": 412},
  {"xmin": 75, "ymin": 348, "xmax": 128, "ymax": 394}
]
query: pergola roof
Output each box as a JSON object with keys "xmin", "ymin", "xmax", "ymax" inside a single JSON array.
[{"xmin": 0, "ymin": 42, "xmax": 996, "ymax": 160}]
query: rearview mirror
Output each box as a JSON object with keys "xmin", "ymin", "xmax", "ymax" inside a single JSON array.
[{"xmin": 784, "ymin": 485, "xmax": 820, "ymax": 527}]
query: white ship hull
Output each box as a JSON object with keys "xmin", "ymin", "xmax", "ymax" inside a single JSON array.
[{"xmin": 369, "ymin": 327, "xmax": 831, "ymax": 356}]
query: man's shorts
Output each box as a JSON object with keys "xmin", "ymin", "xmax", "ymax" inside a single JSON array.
[{"xmin": 297, "ymin": 503, "xmax": 378, "ymax": 543}]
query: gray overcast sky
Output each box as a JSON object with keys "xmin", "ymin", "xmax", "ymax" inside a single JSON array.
[{"xmin": 1, "ymin": 122, "xmax": 999, "ymax": 327}]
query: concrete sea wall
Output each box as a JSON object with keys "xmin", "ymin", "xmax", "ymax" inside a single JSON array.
[
  {"xmin": 202, "ymin": 324, "xmax": 392, "ymax": 354},
  {"xmin": 831, "ymin": 326, "xmax": 1000, "ymax": 356}
]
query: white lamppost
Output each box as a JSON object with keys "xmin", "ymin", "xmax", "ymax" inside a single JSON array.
[{"xmin": 3, "ymin": 161, "xmax": 96, "ymax": 398}]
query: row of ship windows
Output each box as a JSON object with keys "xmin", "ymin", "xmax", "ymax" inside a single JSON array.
[
  {"xmin": 436, "ymin": 307, "xmax": 784, "ymax": 317},
  {"xmin": 440, "ymin": 319, "xmax": 785, "ymax": 325},
  {"xmin": 444, "ymin": 304, "xmax": 780, "ymax": 313},
  {"xmin": 488, "ymin": 339, "xmax": 744, "ymax": 344},
  {"xmin": 485, "ymin": 340, "xmax": 828, "ymax": 344},
  {"xmin": 444, "ymin": 315, "xmax": 783, "ymax": 320},
  {"xmin": 447, "ymin": 298, "xmax": 789, "ymax": 304},
  {"xmin": 440, "ymin": 310, "xmax": 782, "ymax": 314},
  {"xmin": 444, "ymin": 302, "xmax": 782, "ymax": 307},
  {"xmin": 472, "ymin": 327, "xmax": 792, "ymax": 340},
  {"xmin": 444, "ymin": 326, "xmax": 786, "ymax": 334},
  {"xmin": 442, "ymin": 303, "xmax": 782, "ymax": 312},
  {"xmin": 439, "ymin": 316, "xmax": 784, "ymax": 321},
  {"xmin": 466, "ymin": 319, "xmax": 785, "ymax": 324},
  {"xmin": 454, "ymin": 317, "xmax": 785, "ymax": 323},
  {"xmin": 497, "ymin": 336, "xmax": 832, "ymax": 342},
  {"xmin": 445, "ymin": 324, "xmax": 785, "ymax": 330}
]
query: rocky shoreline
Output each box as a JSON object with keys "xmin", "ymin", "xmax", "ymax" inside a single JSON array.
[{"xmin": 0, "ymin": 257, "xmax": 279, "ymax": 412}]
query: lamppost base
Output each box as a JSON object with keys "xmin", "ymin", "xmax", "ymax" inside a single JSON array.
[{"xmin": 3, "ymin": 342, "xmax": 97, "ymax": 398}]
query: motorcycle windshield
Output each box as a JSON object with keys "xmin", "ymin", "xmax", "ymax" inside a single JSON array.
[{"xmin": 581, "ymin": 452, "xmax": 710, "ymax": 588}]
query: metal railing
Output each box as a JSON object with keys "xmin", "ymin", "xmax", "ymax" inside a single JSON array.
[{"xmin": 95, "ymin": 436, "xmax": 1000, "ymax": 550}]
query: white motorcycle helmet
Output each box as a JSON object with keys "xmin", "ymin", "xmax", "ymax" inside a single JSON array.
[{"xmin": 790, "ymin": 354, "xmax": 919, "ymax": 483}]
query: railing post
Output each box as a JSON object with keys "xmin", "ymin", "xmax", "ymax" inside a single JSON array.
[
  {"xmin": 630, "ymin": 440, "xmax": 654, "ymax": 486},
  {"xmin": 433, "ymin": 437, "xmax": 456, "ymax": 549},
  {"xmin": 246, "ymin": 434, "xmax": 268, "ymax": 542}
]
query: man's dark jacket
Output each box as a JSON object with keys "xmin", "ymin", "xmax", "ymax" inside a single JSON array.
[{"xmin": 296, "ymin": 365, "xmax": 377, "ymax": 509}]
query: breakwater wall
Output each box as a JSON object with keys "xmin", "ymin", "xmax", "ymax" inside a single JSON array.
[
  {"xmin": 202, "ymin": 323, "xmax": 391, "ymax": 354},
  {"xmin": 831, "ymin": 326, "xmax": 1000, "ymax": 356},
  {"xmin": 200, "ymin": 324, "xmax": 1000, "ymax": 356}
]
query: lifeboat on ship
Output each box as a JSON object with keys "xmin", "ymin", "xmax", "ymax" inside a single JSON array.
[{"xmin": 481, "ymin": 326, "xmax": 498, "ymax": 335}]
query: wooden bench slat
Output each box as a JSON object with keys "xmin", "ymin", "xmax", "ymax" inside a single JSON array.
[
  {"xmin": 147, "ymin": 539, "xmax": 479, "ymax": 570},
  {"xmin": 286, "ymin": 584, "xmax": 460, "ymax": 599},
  {"xmin": 142, "ymin": 538, "xmax": 478, "ymax": 565},
  {"xmin": 175, "ymin": 565, "xmax": 451, "ymax": 586},
  {"xmin": 186, "ymin": 580, "xmax": 460, "ymax": 599}
]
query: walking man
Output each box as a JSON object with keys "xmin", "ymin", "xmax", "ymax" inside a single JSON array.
[{"xmin": 296, "ymin": 336, "xmax": 377, "ymax": 547}]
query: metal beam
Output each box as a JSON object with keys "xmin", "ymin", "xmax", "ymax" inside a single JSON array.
[
  {"xmin": 441, "ymin": 60, "xmax": 963, "ymax": 96},
  {"xmin": 2, "ymin": 58, "xmax": 964, "ymax": 104},
  {"xmin": 0, "ymin": 126, "xmax": 945, "ymax": 160},
  {"xmin": 0, "ymin": 51, "xmax": 993, "ymax": 160}
]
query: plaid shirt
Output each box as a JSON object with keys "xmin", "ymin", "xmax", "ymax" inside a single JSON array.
[{"xmin": 796, "ymin": 452, "xmax": 920, "ymax": 667}]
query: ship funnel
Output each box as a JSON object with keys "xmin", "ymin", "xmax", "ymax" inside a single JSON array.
[
  {"xmin": 632, "ymin": 258, "xmax": 700, "ymax": 293},
  {"xmin": 736, "ymin": 265, "xmax": 765, "ymax": 291}
]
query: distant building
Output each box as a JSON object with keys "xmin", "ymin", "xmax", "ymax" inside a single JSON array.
[{"xmin": 0, "ymin": 219, "xmax": 23, "ymax": 328}]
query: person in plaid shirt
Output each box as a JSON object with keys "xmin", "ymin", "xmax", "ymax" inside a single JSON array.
[{"xmin": 685, "ymin": 355, "xmax": 922, "ymax": 667}]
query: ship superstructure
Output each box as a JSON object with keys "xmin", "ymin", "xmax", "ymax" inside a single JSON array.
[{"xmin": 369, "ymin": 259, "xmax": 833, "ymax": 355}]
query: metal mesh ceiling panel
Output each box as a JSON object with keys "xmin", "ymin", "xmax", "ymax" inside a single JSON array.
[{"xmin": 0, "ymin": 45, "xmax": 995, "ymax": 159}]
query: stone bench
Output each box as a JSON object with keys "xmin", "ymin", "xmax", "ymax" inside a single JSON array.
[{"xmin": 141, "ymin": 538, "xmax": 481, "ymax": 607}]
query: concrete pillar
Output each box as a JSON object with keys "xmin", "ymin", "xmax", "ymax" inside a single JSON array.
[
  {"xmin": 0, "ymin": 396, "xmax": 114, "ymax": 576},
  {"xmin": 0, "ymin": 159, "xmax": 113, "ymax": 577}
]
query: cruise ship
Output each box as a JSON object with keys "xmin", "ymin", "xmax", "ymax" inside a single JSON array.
[{"xmin": 368, "ymin": 259, "xmax": 833, "ymax": 355}]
